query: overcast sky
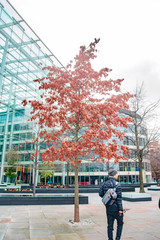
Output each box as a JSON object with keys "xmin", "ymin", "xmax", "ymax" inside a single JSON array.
[{"xmin": 11, "ymin": 0, "xmax": 160, "ymax": 102}]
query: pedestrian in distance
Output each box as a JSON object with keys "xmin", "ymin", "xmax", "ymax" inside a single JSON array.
[{"xmin": 99, "ymin": 169, "xmax": 124, "ymax": 240}]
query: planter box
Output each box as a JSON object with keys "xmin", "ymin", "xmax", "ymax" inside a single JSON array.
[
  {"xmin": 36, "ymin": 187, "xmax": 135, "ymax": 193},
  {"xmin": 147, "ymin": 186, "xmax": 160, "ymax": 191},
  {"xmin": 0, "ymin": 194, "xmax": 88, "ymax": 205},
  {"xmin": 0, "ymin": 184, "xmax": 7, "ymax": 187},
  {"xmin": 121, "ymin": 183, "xmax": 157, "ymax": 188},
  {"xmin": 122, "ymin": 193, "xmax": 152, "ymax": 202},
  {"xmin": 0, "ymin": 190, "xmax": 33, "ymax": 193},
  {"xmin": 0, "ymin": 186, "xmax": 135, "ymax": 194},
  {"xmin": 121, "ymin": 187, "xmax": 135, "ymax": 192}
]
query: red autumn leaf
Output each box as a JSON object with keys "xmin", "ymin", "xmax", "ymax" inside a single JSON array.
[{"xmin": 21, "ymin": 99, "xmax": 27, "ymax": 106}]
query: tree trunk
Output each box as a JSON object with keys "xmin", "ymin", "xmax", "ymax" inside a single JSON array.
[
  {"xmin": 33, "ymin": 158, "xmax": 37, "ymax": 197},
  {"xmin": 139, "ymin": 159, "xmax": 145, "ymax": 193},
  {"xmin": 134, "ymin": 123, "xmax": 145, "ymax": 193},
  {"xmin": 66, "ymin": 161, "xmax": 69, "ymax": 188},
  {"xmin": 74, "ymin": 162, "xmax": 79, "ymax": 222},
  {"xmin": 107, "ymin": 160, "xmax": 109, "ymax": 172},
  {"xmin": 157, "ymin": 174, "xmax": 160, "ymax": 186}
]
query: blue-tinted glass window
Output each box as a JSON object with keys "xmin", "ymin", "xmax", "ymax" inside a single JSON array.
[
  {"xmin": 13, "ymin": 134, "xmax": 19, "ymax": 141},
  {"xmin": 27, "ymin": 132, "xmax": 32, "ymax": 139},
  {"xmin": 8, "ymin": 125, "xmax": 11, "ymax": 132},
  {"xmin": 19, "ymin": 133, "xmax": 26, "ymax": 140},
  {"xmin": 24, "ymin": 153, "xmax": 30, "ymax": 161},
  {"xmin": 14, "ymin": 124, "xmax": 20, "ymax": 131},
  {"xmin": 0, "ymin": 125, "xmax": 4, "ymax": 133},
  {"xmin": 19, "ymin": 143, "xmax": 25, "ymax": 150},
  {"xmin": 0, "ymin": 115, "xmax": 6, "ymax": 124},
  {"xmin": 20, "ymin": 123, "xmax": 26, "ymax": 130},
  {"xmin": 12, "ymin": 144, "xmax": 18, "ymax": 151},
  {"xmin": 0, "ymin": 145, "xmax": 3, "ymax": 152},
  {"xmin": 26, "ymin": 143, "xmax": 32, "ymax": 150},
  {"xmin": 0, "ymin": 135, "xmax": 4, "ymax": 142}
]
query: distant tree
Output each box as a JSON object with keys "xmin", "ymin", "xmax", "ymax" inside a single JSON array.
[
  {"xmin": 22, "ymin": 39, "xmax": 132, "ymax": 222},
  {"xmin": 5, "ymin": 149, "xmax": 19, "ymax": 183},
  {"xmin": 39, "ymin": 161, "xmax": 53, "ymax": 185},
  {"xmin": 18, "ymin": 123, "xmax": 55, "ymax": 190},
  {"xmin": 27, "ymin": 125, "xmax": 45, "ymax": 196},
  {"xmin": 127, "ymin": 83, "xmax": 160, "ymax": 192},
  {"xmin": 149, "ymin": 149, "xmax": 160, "ymax": 186},
  {"xmin": 5, "ymin": 168, "xmax": 17, "ymax": 183},
  {"xmin": 20, "ymin": 124, "xmax": 48, "ymax": 196}
]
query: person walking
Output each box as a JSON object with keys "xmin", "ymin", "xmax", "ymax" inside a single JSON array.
[{"xmin": 99, "ymin": 169, "xmax": 124, "ymax": 240}]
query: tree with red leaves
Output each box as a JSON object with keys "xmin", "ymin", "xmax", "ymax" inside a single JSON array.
[{"xmin": 22, "ymin": 39, "xmax": 132, "ymax": 222}]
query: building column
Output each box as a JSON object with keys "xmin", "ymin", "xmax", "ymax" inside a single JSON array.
[
  {"xmin": 36, "ymin": 168, "xmax": 39, "ymax": 185},
  {"xmin": 0, "ymin": 38, "xmax": 10, "ymax": 184},
  {"xmin": 53, "ymin": 174, "xmax": 54, "ymax": 184},
  {"xmin": 0, "ymin": 83, "xmax": 13, "ymax": 183},
  {"xmin": 29, "ymin": 164, "xmax": 32, "ymax": 184},
  {"xmin": 0, "ymin": 38, "xmax": 9, "ymax": 92},
  {"xmin": 32, "ymin": 126, "xmax": 40, "ymax": 186},
  {"xmin": 9, "ymin": 96, "xmax": 16, "ymax": 150}
]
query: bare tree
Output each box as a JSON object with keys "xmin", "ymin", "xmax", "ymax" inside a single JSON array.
[
  {"xmin": 22, "ymin": 123, "xmax": 46, "ymax": 196},
  {"xmin": 149, "ymin": 148, "xmax": 160, "ymax": 186},
  {"xmin": 125, "ymin": 83, "xmax": 160, "ymax": 192}
]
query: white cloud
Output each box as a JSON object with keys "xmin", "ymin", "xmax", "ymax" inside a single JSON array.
[{"xmin": 11, "ymin": 0, "xmax": 160, "ymax": 101}]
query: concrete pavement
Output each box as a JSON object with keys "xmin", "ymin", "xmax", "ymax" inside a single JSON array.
[{"xmin": 0, "ymin": 188, "xmax": 159, "ymax": 240}]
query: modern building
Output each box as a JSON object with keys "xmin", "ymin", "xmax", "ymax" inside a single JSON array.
[
  {"xmin": 0, "ymin": 106, "xmax": 152, "ymax": 185},
  {"xmin": 149, "ymin": 141, "xmax": 160, "ymax": 182},
  {"xmin": 0, "ymin": 0, "xmax": 64, "ymax": 184},
  {"xmin": 149, "ymin": 141, "xmax": 160, "ymax": 151},
  {"xmin": 0, "ymin": 1, "xmax": 152, "ymax": 185}
]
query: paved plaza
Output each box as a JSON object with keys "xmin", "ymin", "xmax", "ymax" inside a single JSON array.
[{"xmin": 0, "ymin": 188, "xmax": 159, "ymax": 240}]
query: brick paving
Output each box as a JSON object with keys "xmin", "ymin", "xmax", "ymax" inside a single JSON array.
[{"xmin": 0, "ymin": 188, "xmax": 159, "ymax": 240}]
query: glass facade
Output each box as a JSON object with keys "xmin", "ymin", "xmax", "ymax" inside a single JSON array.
[
  {"xmin": 0, "ymin": 105, "xmax": 152, "ymax": 185},
  {"xmin": 0, "ymin": 1, "xmax": 64, "ymax": 183}
]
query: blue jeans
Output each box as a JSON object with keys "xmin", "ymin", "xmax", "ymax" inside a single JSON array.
[{"xmin": 106, "ymin": 211, "xmax": 124, "ymax": 240}]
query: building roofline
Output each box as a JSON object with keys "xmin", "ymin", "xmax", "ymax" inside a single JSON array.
[{"xmin": 120, "ymin": 108, "xmax": 141, "ymax": 119}]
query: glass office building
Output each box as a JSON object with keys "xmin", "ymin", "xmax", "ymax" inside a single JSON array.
[
  {"xmin": 0, "ymin": 107, "xmax": 152, "ymax": 185},
  {"xmin": 0, "ymin": 0, "xmax": 64, "ymax": 184},
  {"xmin": 0, "ymin": 1, "xmax": 152, "ymax": 185}
]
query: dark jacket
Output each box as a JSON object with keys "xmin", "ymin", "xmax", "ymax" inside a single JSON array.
[{"xmin": 99, "ymin": 176, "xmax": 123, "ymax": 212}]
